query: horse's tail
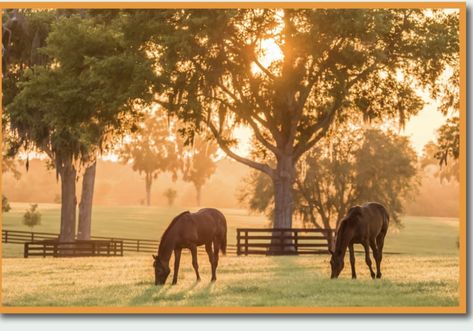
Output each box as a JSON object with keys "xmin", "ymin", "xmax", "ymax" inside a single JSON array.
[
  {"xmin": 382, "ymin": 205, "xmax": 390, "ymax": 233},
  {"xmin": 220, "ymin": 215, "xmax": 227, "ymax": 256}
]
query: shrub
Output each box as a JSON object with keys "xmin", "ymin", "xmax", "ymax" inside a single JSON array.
[
  {"xmin": 23, "ymin": 204, "xmax": 42, "ymax": 229},
  {"xmin": 2, "ymin": 195, "xmax": 11, "ymax": 213}
]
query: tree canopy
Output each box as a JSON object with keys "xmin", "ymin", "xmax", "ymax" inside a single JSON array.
[{"xmin": 147, "ymin": 8, "xmax": 459, "ymax": 228}]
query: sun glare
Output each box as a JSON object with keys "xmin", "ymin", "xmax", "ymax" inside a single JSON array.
[
  {"xmin": 251, "ymin": 10, "xmax": 284, "ymax": 75},
  {"xmin": 251, "ymin": 38, "xmax": 284, "ymax": 75}
]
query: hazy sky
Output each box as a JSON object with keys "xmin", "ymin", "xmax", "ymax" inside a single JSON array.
[{"xmin": 403, "ymin": 101, "xmax": 447, "ymax": 155}]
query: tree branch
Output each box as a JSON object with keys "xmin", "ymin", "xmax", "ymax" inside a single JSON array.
[
  {"xmin": 293, "ymin": 95, "xmax": 343, "ymax": 161},
  {"xmin": 207, "ymin": 120, "xmax": 274, "ymax": 177},
  {"xmin": 252, "ymin": 57, "xmax": 276, "ymax": 80}
]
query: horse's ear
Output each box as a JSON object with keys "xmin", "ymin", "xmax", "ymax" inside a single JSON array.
[
  {"xmin": 152, "ymin": 254, "xmax": 157, "ymax": 260},
  {"xmin": 328, "ymin": 248, "xmax": 334, "ymax": 255}
]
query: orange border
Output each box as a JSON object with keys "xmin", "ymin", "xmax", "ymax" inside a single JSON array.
[
  {"xmin": 0, "ymin": 2, "xmax": 467, "ymax": 315},
  {"xmin": 0, "ymin": 2, "xmax": 468, "ymax": 9}
]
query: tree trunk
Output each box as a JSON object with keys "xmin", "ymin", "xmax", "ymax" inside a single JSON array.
[
  {"xmin": 77, "ymin": 161, "xmax": 96, "ymax": 240},
  {"xmin": 145, "ymin": 173, "xmax": 152, "ymax": 206},
  {"xmin": 273, "ymin": 154, "xmax": 294, "ymax": 228},
  {"xmin": 270, "ymin": 155, "xmax": 295, "ymax": 253},
  {"xmin": 59, "ymin": 161, "xmax": 77, "ymax": 242},
  {"xmin": 195, "ymin": 185, "xmax": 202, "ymax": 206}
]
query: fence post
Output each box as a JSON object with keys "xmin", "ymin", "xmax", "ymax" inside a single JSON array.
[
  {"xmin": 245, "ymin": 230, "xmax": 248, "ymax": 256},
  {"xmin": 294, "ymin": 231, "xmax": 299, "ymax": 254},
  {"xmin": 31, "ymin": 232, "xmax": 34, "ymax": 241},
  {"xmin": 280, "ymin": 229, "xmax": 284, "ymax": 254},
  {"xmin": 24, "ymin": 243, "xmax": 28, "ymax": 258},
  {"xmin": 236, "ymin": 229, "xmax": 241, "ymax": 256},
  {"xmin": 137, "ymin": 240, "xmax": 140, "ymax": 252},
  {"xmin": 5, "ymin": 230, "xmax": 8, "ymax": 243},
  {"xmin": 120, "ymin": 241, "xmax": 123, "ymax": 256}
]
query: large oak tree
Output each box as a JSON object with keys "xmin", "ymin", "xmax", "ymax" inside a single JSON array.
[
  {"xmin": 148, "ymin": 8, "xmax": 458, "ymax": 228},
  {"xmin": 5, "ymin": 13, "xmax": 154, "ymax": 240}
]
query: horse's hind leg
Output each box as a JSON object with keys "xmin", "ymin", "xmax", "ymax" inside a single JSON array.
[
  {"xmin": 189, "ymin": 244, "xmax": 201, "ymax": 282},
  {"xmin": 375, "ymin": 234, "xmax": 385, "ymax": 278},
  {"xmin": 205, "ymin": 243, "xmax": 216, "ymax": 282},
  {"xmin": 369, "ymin": 239, "xmax": 381, "ymax": 279},
  {"xmin": 212, "ymin": 239, "xmax": 221, "ymax": 282},
  {"xmin": 349, "ymin": 243, "xmax": 356, "ymax": 279},
  {"xmin": 362, "ymin": 241, "xmax": 376, "ymax": 279},
  {"xmin": 172, "ymin": 248, "xmax": 182, "ymax": 285}
]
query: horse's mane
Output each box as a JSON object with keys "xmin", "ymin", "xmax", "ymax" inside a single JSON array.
[
  {"xmin": 334, "ymin": 206, "xmax": 361, "ymax": 252},
  {"xmin": 158, "ymin": 211, "xmax": 190, "ymax": 252}
]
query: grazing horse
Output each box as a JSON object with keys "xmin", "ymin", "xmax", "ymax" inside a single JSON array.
[
  {"xmin": 329, "ymin": 202, "xmax": 389, "ymax": 279},
  {"xmin": 153, "ymin": 208, "xmax": 227, "ymax": 285}
]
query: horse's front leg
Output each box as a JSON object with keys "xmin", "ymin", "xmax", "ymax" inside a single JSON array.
[
  {"xmin": 189, "ymin": 244, "xmax": 201, "ymax": 282},
  {"xmin": 349, "ymin": 243, "xmax": 356, "ymax": 279},
  {"xmin": 362, "ymin": 241, "xmax": 376, "ymax": 279},
  {"xmin": 172, "ymin": 248, "xmax": 182, "ymax": 285}
]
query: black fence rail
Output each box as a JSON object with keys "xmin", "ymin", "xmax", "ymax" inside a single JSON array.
[
  {"xmin": 237, "ymin": 228, "xmax": 335, "ymax": 256},
  {"xmin": 2, "ymin": 230, "xmax": 58, "ymax": 244},
  {"xmin": 24, "ymin": 240, "xmax": 123, "ymax": 258},
  {"xmin": 3, "ymin": 229, "xmax": 237, "ymax": 255}
]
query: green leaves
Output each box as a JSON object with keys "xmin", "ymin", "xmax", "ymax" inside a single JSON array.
[
  {"xmin": 149, "ymin": 8, "xmax": 458, "ymax": 169},
  {"xmin": 5, "ymin": 10, "xmax": 154, "ymax": 169}
]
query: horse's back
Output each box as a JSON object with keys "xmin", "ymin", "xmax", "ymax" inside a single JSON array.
[
  {"xmin": 194, "ymin": 208, "xmax": 226, "ymax": 227},
  {"xmin": 359, "ymin": 202, "xmax": 389, "ymax": 237},
  {"xmin": 185, "ymin": 208, "xmax": 227, "ymax": 243}
]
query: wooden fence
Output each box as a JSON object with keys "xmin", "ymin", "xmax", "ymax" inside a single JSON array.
[
  {"xmin": 24, "ymin": 240, "xmax": 124, "ymax": 258},
  {"xmin": 236, "ymin": 228, "xmax": 335, "ymax": 255},
  {"xmin": 2, "ymin": 229, "xmax": 237, "ymax": 255}
]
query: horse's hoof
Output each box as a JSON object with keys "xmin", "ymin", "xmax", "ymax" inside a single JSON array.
[
  {"xmin": 211, "ymin": 278, "xmax": 216, "ymax": 282},
  {"xmin": 351, "ymin": 276, "xmax": 357, "ymax": 280},
  {"xmin": 376, "ymin": 274, "xmax": 382, "ymax": 279},
  {"xmin": 370, "ymin": 274, "xmax": 376, "ymax": 279}
]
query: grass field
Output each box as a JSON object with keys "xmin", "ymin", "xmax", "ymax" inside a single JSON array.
[
  {"xmin": 2, "ymin": 255, "xmax": 459, "ymax": 307},
  {"xmin": 2, "ymin": 203, "xmax": 459, "ymax": 257},
  {"xmin": 1, "ymin": 203, "xmax": 460, "ymax": 307}
]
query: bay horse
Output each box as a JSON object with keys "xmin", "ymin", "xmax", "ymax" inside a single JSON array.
[
  {"xmin": 329, "ymin": 202, "xmax": 389, "ymax": 279},
  {"xmin": 152, "ymin": 208, "xmax": 227, "ymax": 285}
]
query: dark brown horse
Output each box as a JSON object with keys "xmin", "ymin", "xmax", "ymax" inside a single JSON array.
[
  {"xmin": 329, "ymin": 202, "xmax": 389, "ymax": 279},
  {"xmin": 153, "ymin": 208, "xmax": 227, "ymax": 285}
]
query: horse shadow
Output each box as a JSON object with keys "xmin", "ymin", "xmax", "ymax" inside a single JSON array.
[
  {"xmin": 128, "ymin": 281, "xmax": 171, "ymax": 306},
  {"xmin": 129, "ymin": 279, "xmax": 205, "ymax": 306}
]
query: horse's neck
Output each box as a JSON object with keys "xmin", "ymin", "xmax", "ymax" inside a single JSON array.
[
  {"xmin": 335, "ymin": 226, "xmax": 352, "ymax": 257},
  {"xmin": 158, "ymin": 234, "xmax": 175, "ymax": 264}
]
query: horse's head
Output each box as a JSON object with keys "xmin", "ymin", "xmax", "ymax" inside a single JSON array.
[
  {"xmin": 152, "ymin": 255, "xmax": 170, "ymax": 285},
  {"xmin": 329, "ymin": 249, "xmax": 344, "ymax": 279}
]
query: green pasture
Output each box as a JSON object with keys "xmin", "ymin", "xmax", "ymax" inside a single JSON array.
[
  {"xmin": 2, "ymin": 254, "xmax": 458, "ymax": 307},
  {"xmin": 2, "ymin": 203, "xmax": 459, "ymax": 257},
  {"xmin": 1, "ymin": 203, "xmax": 460, "ymax": 307}
]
